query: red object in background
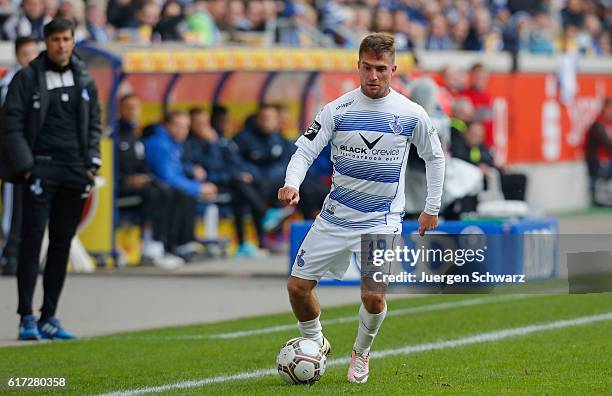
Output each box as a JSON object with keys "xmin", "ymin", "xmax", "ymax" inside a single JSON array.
[
  {"xmin": 121, "ymin": 70, "xmax": 611, "ymax": 165},
  {"xmin": 461, "ymin": 87, "xmax": 494, "ymax": 147},
  {"xmin": 80, "ymin": 192, "xmax": 94, "ymax": 225}
]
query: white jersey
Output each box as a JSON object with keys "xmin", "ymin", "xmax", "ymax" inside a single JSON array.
[{"xmin": 285, "ymin": 87, "xmax": 445, "ymax": 230}]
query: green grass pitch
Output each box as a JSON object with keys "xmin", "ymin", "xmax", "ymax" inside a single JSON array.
[{"xmin": 0, "ymin": 292, "xmax": 610, "ymax": 395}]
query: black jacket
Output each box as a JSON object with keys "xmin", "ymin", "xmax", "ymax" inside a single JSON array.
[
  {"xmin": 116, "ymin": 119, "xmax": 150, "ymax": 191},
  {"xmin": 232, "ymin": 124, "xmax": 295, "ymax": 182},
  {"xmin": 183, "ymin": 134, "xmax": 257, "ymax": 185},
  {"xmin": 0, "ymin": 51, "xmax": 102, "ymax": 182}
]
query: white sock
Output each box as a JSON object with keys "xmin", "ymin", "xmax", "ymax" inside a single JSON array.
[
  {"xmin": 353, "ymin": 303, "xmax": 387, "ymax": 354},
  {"xmin": 297, "ymin": 315, "xmax": 323, "ymax": 347}
]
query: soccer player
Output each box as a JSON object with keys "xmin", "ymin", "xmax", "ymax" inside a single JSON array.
[{"xmin": 278, "ymin": 33, "xmax": 445, "ymax": 383}]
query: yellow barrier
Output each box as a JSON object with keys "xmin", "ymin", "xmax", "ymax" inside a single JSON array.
[
  {"xmin": 123, "ymin": 48, "xmax": 414, "ymax": 73},
  {"xmin": 79, "ymin": 137, "xmax": 114, "ymax": 260}
]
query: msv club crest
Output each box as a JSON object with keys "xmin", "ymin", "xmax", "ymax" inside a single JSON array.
[{"xmin": 389, "ymin": 115, "xmax": 403, "ymax": 135}]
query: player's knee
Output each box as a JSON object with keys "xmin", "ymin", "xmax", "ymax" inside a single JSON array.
[
  {"xmin": 287, "ymin": 277, "xmax": 315, "ymax": 300},
  {"xmin": 361, "ymin": 292, "xmax": 385, "ymax": 313}
]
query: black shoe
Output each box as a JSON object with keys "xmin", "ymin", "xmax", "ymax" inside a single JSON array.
[{"xmin": 1, "ymin": 256, "xmax": 17, "ymax": 276}]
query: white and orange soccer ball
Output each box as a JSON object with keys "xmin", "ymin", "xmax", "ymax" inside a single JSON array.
[{"xmin": 276, "ymin": 337, "xmax": 326, "ymax": 385}]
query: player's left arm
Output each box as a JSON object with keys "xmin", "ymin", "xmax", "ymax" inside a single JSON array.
[
  {"xmin": 279, "ymin": 105, "xmax": 334, "ymax": 206},
  {"xmin": 411, "ymin": 110, "xmax": 446, "ymax": 235}
]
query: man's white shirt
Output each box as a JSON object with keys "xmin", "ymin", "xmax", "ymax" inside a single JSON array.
[{"xmin": 285, "ymin": 87, "xmax": 445, "ymax": 230}]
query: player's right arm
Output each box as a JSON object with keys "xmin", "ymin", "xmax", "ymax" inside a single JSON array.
[{"xmin": 279, "ymin": 105, "xmax": 334, "ymax": 206}]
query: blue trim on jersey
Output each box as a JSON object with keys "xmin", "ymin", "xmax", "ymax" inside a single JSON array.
[
  {"xmin": 333, "ymin": 110, "xmax": 417, "ymax": 136},
  {"xmin": 329, "ymin": 185, "xmax": 392, "ymax": 213},
  {"xmin": 334, "ymin": 156, "xmax": 401, "ymax": 183},
  {"xmin": 320, "ymin": 211, "xmax": 387, "ymax": 229}
]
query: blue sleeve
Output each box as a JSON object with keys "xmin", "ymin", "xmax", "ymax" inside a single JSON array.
[{"xmin": 145, "ymin": 136, "xmax": 201, "ymax": 198}]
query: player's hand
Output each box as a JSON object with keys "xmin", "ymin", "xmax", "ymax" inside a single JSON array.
[
  {"xmin": 479, "ymin": 163, "xmax": 491, "ymax": 177},
  {"xmin": 200, "ymin": 182, "xmax": 218, "ymax": 200},
  {"xmin": 238, "ymin": 172, "xmax": 253, "ymax": 183},
  {"xmin": 278, "ymin": 186, "xmax": 300, "ymax": 206},
  {"xmin": 418, "ymin": 212, "xmax": 438, "ymax": 236},
  {"xmin": 193, "ymin": 165, "xmax": 207, "ymax": 181},
  {"xmin": 126, "ymin": 174, "xmax": 151, "ymax": 188}
]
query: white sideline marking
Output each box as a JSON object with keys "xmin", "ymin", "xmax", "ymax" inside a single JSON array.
[
  {"xmin": 123, "ymin": 294, "xmax": 537, "ymax": 341},
  {"xmin": 99, "ymin": 311, "xmax": 612, "ymax": 396}
]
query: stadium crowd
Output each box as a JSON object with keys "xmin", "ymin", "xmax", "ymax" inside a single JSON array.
[{"xmin": 0, "ymin": 0, "xmax": 610, "ymax": 55}]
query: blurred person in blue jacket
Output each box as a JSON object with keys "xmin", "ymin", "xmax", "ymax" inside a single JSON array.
[
  {"xmin": 144, "ymin": 111, "xmax": 217, "ymax": 259},
  {"xmin": 183, "ymin": 108, "xmax": 292, "ymax": 257}
]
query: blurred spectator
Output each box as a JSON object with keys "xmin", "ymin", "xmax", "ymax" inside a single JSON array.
[
  {"xmin": 276, "ymin": 0, "xmax": 320, "ymax": 47},
  {"xmin": 129, "ymin": 0, "xmax": 160, "ymax": 43},
  {"xmin": 144, "ymin": 111, "xmax": 217, "ymax": 259},
  {"xmin": 211, "ymin": 103, "xmax": 230, "ymax": 137},
  {"xmin": 106, "ymin": 0, "xmax": 135, "ymax": 29},
  {"xmin": 2, "ymin": 0, "xmax": 51, "ymax": 41},
  {"xmin": 529, "ymin": 12, "xmax": 555, "ymax": 54},
  {"xmin": 233, "ymin": 104, "xmax": 293, "ymax": 200},
  {"xmin": 85, "ymin": 2, "xmax": 113, "ymax": 43},
  {"xmin": 116, "ymin": 95, "xmax": 184, "ymax": 269},
  {"xmin": 0, "ymin": 36, "xmax": 39, "ymax": 277},
  {"xmin": 186, "ymin": 0, "xmax": 220, "ymax": 45},
  {"xmin": 584, "ymin": 98, "xmax": 612, "ymax": 206},
  {"xmin": 561, "ymin": 0, "xmax": 584, "ymax": 28},
  {"xmin": 44, "ymin": 0, "xmax": 57, "ymax": 19},
  {"xmin": 0, "ymin": 35, "xmax": 38, "ymax": 103},
  {"xmin": 450, "ymin": 16, "xmax": 470, "ymax": 49},
  {"xmin": 351, "ymin": 5, "xmax": 371, "ymax": 43},
  {"xmin": 427, "ymin": 13, "xmax": 453, "ymax": 50},
  {"xmin": 438, "ymin": 64, "xmax": 468, "ymax": 115},
  {"xmin": 233, "ymin": 104, "xmax": 326, "ymax": 219},
  {"xmin": 502, "ymin": 10, "xmax": 531, "ymax": 53},
  {"xmin": 153, "ymin": 0, "xmax": 186, "ymax": 41},
  {"xmin": 450, "ymin": 96, "xmax": 475, "ymax": 152},
  {"xmin": 392, "ymin": 9, "xmax": 414, "ymax": 51},
  {"xmin": 372, "ymin": 6, "xmax": 393, "ymax": 34},
  {"xmin": 55, "ymin": 0, "xmax": 86, "ymax": 42},
  {"xmin": 506, "ymin": 0, "xmax": 548, "ymax": 15},
  {"xmin": 224, "ymin": 0, "xmax": 249, "ymax": 32},
  {"xmin": 579, "ymin": 12, "xmax": 604, "ymax": 55},
  {"xmin": 238, "ymin": 0, "xmax": 267, "ymax": 32},
  {"xmin": 462, "ymin": 63, "xmax": 494, "ymax": 147},
  {"xmin": 463, "ymin": 7, "xmax": 494, "ymax": 51},
  {"xmin": 183, "ymin": 108, "xmax": 292, "ymax": 257},
  {"xmin": 453, "ymin": 121, "xmax": 496, "ymax": 175},
  {"xmin": 453, "ymin": 121, "xmax": 527, "ymax": 201}
]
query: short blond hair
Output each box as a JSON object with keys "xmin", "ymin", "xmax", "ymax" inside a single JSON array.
[{"xmin": 359, "ymin": 33, "xmax": 395, "ymax": 62}]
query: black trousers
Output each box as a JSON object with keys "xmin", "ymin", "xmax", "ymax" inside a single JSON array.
[
  {"xmin": 501, "ymin": 173, "xmax": 528, "ymax": 201},
  {"xmin": 120, "ymin": 182, "xmax": 174, "ymax": 247},
  {"xmin": 1, "ymin": 182, "xmax": 23, "ymax": 261},
  {"xmin": 228, "ymin": 179, "xmax": 267, "ymax": 245},
  {"xmin": 167, "ymin": 188, "xmax": 197, "ymax": 250},
  {"xmin": 17, "ymin": 179, "xmax": 86, "ymax": 319}
]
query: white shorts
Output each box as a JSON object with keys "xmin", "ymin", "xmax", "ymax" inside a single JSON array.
[{"xmin": 291, "ymin": 217, "xmax": 402, "ymax": 281}]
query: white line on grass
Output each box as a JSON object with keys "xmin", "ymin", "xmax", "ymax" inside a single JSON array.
[
  {"xmin": 99, "ymin": 311, "xmax": 612, "ymax": 396},
  {"xmin": 121, "ymin": 294, "xmax": 538, "ymax": 341}
]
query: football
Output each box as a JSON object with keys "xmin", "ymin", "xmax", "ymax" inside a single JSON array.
[{"xmin": 276, "ymin": 337, "xmax": 326, "ymax": 385}]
